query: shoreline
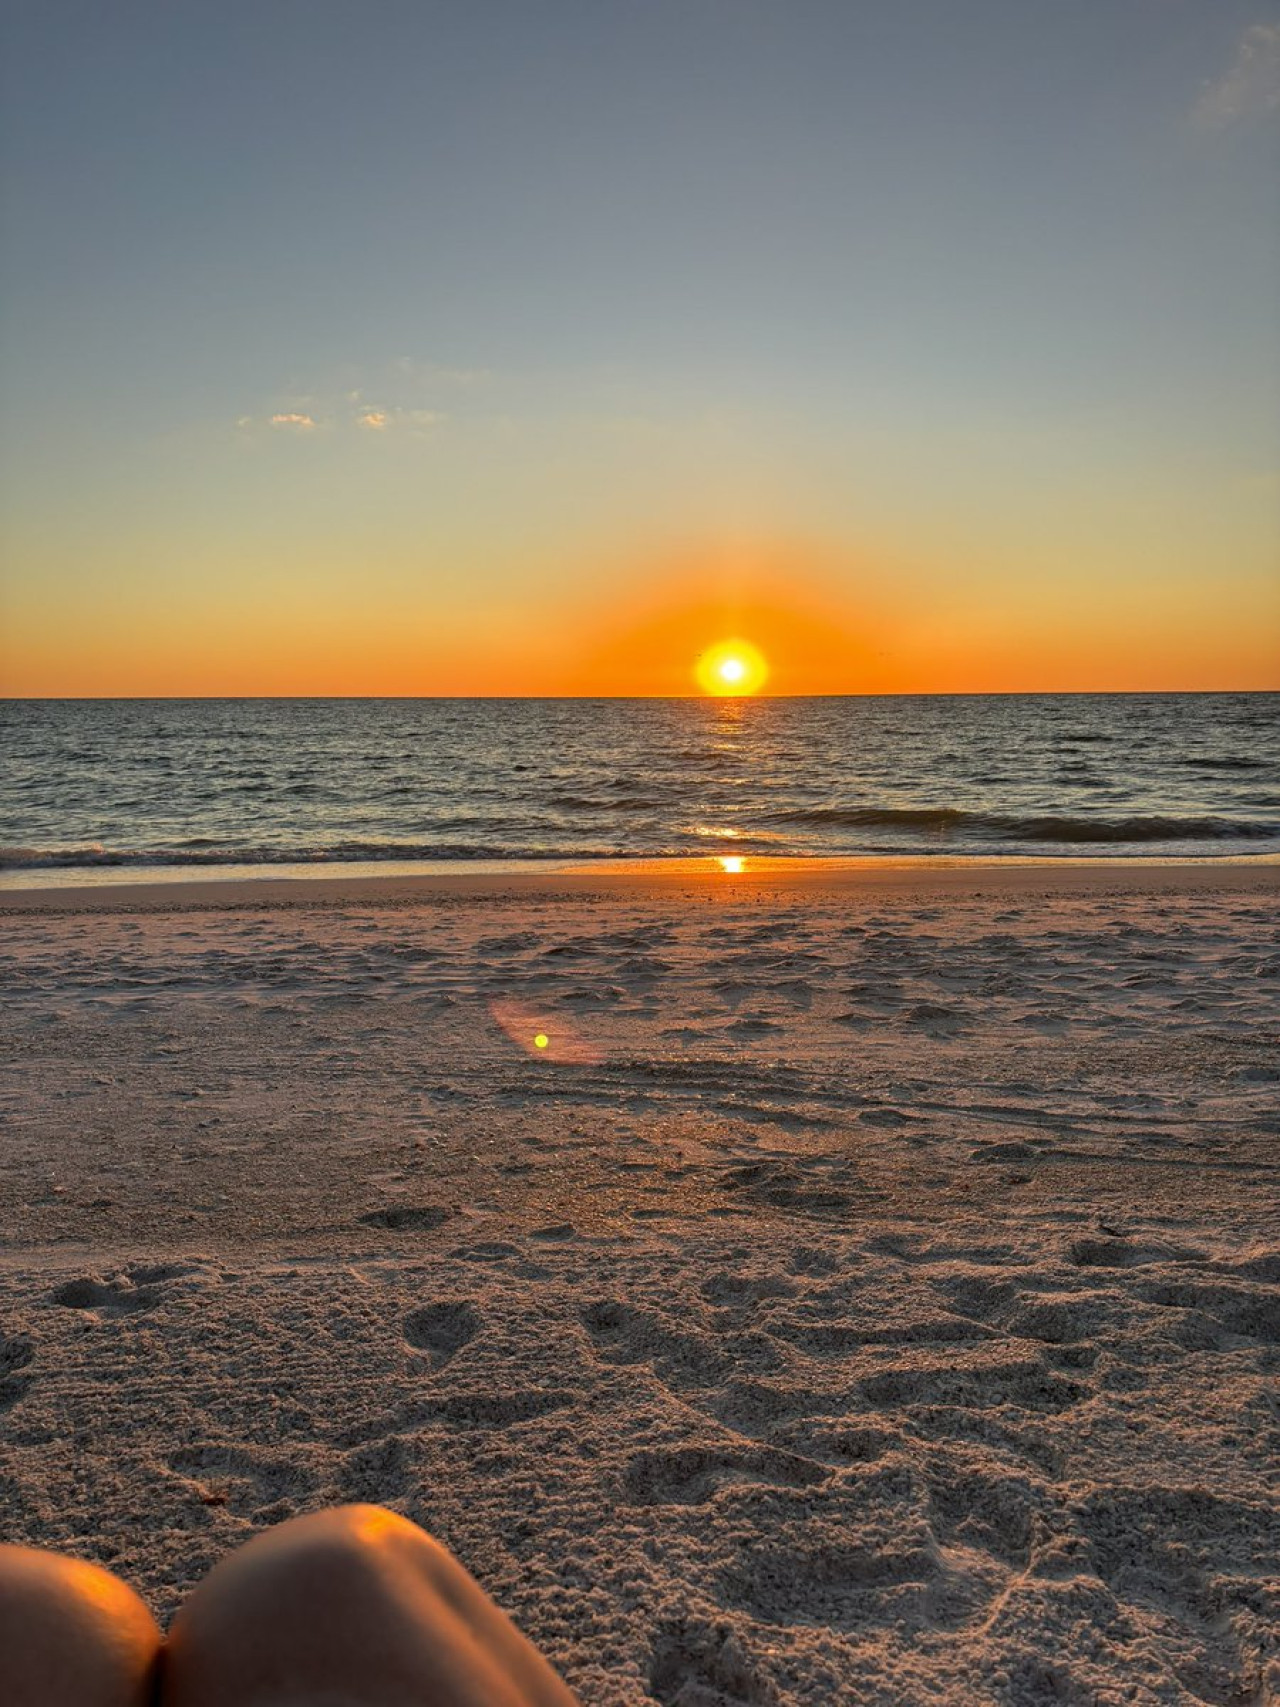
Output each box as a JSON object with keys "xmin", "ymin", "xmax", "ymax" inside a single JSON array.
[{"xmin": 3, "ymin": 852, "xmax": 1279, "ymax": 911}]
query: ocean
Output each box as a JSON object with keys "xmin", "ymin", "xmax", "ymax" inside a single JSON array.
[{"xmin": 2, "ymin": 694, "xmax": 1277, "ymax": 881}]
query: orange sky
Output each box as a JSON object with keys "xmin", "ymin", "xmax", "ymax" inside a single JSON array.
[{"xmin": 5, "ymin": 533, "xmax": 1276, "ymax": 697}]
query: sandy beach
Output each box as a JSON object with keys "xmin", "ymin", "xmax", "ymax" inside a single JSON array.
[{"xmin": 1, "ymin": 861, "xmax": 1276, "ymax": 1705}]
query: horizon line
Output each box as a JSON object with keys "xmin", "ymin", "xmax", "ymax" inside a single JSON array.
[{"xmin": 2, "ymin": 687, "xmax": 1277, "ymax": 704}]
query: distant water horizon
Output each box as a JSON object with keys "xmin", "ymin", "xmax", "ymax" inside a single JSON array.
[{"xmin": 3, "ymin": 693, "xmax": 1278, "ymax": 880}]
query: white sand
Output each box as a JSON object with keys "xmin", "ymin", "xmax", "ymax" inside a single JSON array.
[{"xmin": 0, "ymin": 863, "xmax": 1277, "ymax": 1704}]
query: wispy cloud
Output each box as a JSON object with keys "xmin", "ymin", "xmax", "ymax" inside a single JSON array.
[
  {"xmin": 1196, "ymin": 22, "xmax": 1280, "ymax": 127},
  {"xmin": 238, "ymin": 368, "xmax": 459, "ymax": 438},
  {"xmin": 355, "ymin": 405, "xmax": 444, "ymax": 432}
]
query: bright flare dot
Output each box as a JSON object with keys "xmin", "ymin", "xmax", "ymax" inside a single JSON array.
[
  {"xmin": 719, "ymin": 855, "xmax": 745, "ymax": 874},
  {"xmin": 695, "ymin": 638, "xmax": 769, "ymax": 696},
  {"xmin": 533, "ymin": 1033, "xmax": 549, "ymax": 1050}
]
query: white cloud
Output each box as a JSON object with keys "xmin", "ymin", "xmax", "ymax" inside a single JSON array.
[
  {"xmin": 239, "ymin": 379, "xmax": 454, "ymax": 437},
  {"xmin": 1196, "ymin": 22, "xmax": 1280, "ymax": 127},
  {"xmin": 354, "ymin": 405, "xmax": 444, "ymax": 432}
]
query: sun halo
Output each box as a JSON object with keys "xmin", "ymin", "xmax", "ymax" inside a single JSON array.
[{"xmin": 695, "ymin": 638, "xmax": 768, "ymax": 696}]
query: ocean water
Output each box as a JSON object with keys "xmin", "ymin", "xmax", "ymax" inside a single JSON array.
[{"xmin": 1, "ymin": 694, "xmax": 1278, "ymax": 879}]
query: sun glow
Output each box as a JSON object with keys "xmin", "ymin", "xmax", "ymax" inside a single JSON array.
[{"xmin": 695, "ymin": 638, "xmax": 769, "ymax": 696}]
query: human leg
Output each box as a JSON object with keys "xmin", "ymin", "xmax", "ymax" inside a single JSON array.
[
  {"xmin": 161, "ymin": 1504, "xmax": 580, "ymax": 1707},
  {"xmin": 0, "ymin": 1543, "xmax": 162, "ymax": 1707}
]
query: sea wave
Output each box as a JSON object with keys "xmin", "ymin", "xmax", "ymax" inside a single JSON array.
[
  {"xmin": 3, "ymin": 805, "xmax": 1278, "ymax": 872},
  {"xmin": 757, "ymin": 807, "xmax": 1279, "ymax": 843},
  {"xmin": 545, "ymin": 793, "xmax": 667, "ymax": 812},
  {"xmin": 0, "ymin": 841, "xmax": 628, "ymax": 869},
  {"xmin": 1181, "ymin": 756, "xmax": 1269, "ymax": 772}
]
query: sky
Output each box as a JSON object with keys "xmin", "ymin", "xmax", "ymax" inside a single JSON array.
[{"xmin": 1, "ymin": 0, "xmax": 1277, "ymax": 696}]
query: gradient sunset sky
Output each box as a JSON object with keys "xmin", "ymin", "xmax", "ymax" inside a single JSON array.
[{"xmin": 1, "ymin": 0, "xmax": 1277, "ymax": 696}]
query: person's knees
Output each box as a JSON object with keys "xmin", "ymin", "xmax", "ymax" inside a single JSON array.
[
  {"xmin": 247, "ymin": 1504, "xmax": 442, "ymax": 1581},
  {"xmin": 279, "ymin": 1502, "xmax": 424, "ymax": 1552},
  {"xmin": 284, "ymin": 1505, "xmax": 477, "ymax": 1618},
  {"xmin": 0, "ymin": 1544, "xmax": 159, "ymax": 1642},
  {"xmin": 0, "ymin": 1547, "xmax": 160, "ymax": 1707},
  {"xmin": 173, "ymin": 1505, "xmax": 449, "ymax": 1637}
]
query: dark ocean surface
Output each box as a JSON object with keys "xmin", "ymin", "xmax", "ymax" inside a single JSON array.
[{"xmin": 2, "ymin": 695, "xmax": 1278, "ymax": 880}]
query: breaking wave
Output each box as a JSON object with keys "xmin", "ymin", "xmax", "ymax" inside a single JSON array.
[
  {"xmin": 0, "ymin": 841, "xmax": 626, "ymax": 870},
  {"xmin": 758, "ymin": 808, "xmax": 1278, "ymax": 843}
]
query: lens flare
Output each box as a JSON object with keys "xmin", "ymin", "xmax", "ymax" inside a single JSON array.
[
  {"xmin": 695, "ymin": 638, "xmax": 768, "ymax": 697},
  {"xmin": 488, "ymin": 1000, "xmax": 600, "ymax": 1063}
]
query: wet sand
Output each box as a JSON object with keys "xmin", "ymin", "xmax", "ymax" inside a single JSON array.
[{"xmin": 0, "ymin": 862, "xmax": 1276, "ymax": 1704}]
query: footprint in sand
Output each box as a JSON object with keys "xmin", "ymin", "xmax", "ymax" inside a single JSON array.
[
  {"xmin": 896, "ymin": 1001, "xmax": 967, "ymax": 1038},
  {"xmin": 622, "ymin": 1443, "xmax": 827, "ymax": 1506},
  {"xmin": 51, "ymin": 1276, "xmax": 163, "ymax": 1316},
  {"xmin": 340, "ymin": 1433, "xmax": 418, "ymax": 1503},
  {"xmin": 648, "ymin": 1619, "xmax": 776, "ymax": 1707},
  {"xmin": 360, "ymin": 1205, "xmax": 456, "ymax": 1232},
  {"xmin": 1076, "ymin": 1479, "xmax": 1276, "ymax": 1693},
  {"xmin": 49, "ymin": 1261, "xmax": 210, "ymax": 1317},
  {"xmin": 1067, "ymin": 1234, "xmax": 1204, "ymax": 1269},
  {"xmin": 0, "ymin": 1333, "xmax": 35, "ymax": 1408},
  {"xmin": 969, "ymin": 1141, "xmax": 1039, "ymax": 1164},
  {"xmin": 447, "ymin": 1241, "xmax": 523, "ymax": 1264},
  {"xmin": 1135, "ymin": 1277, "xmax": 1280, "ymax": 1344},
  {"xmin": 169, "ymin": 1443, "xmax": 317, "ymax": 1518},
  {"xmin": 127, "ymin": 1261, "xmax": 208, "ymax": 1285},
  {"xmin": 860, "ymin": 1355, "xmax": 1086, "ymax": 1414},
  {"xmin": 581, "ymin": 1300, "xmax": 732, "ymax": 1391},
  {"xmin": 716, "ymin": 1161, "xmax": 856, "ymax": 1216},
  {"xmin": 926, "ymin": 1466, "xmax": 1040, "ymax": 1568},
  {"xmin": 699, "ymin": 1270, "xmax": 799, "ymax": 1307},
  {"xmin": 403, "ymin": 1300, "xmax": 483, "ymax": 1366},
  {"xmin": 720, "ymin": 1534, "xmax": 939, "ymax": 1627},
  {"xmin": 765, "ymin": 1420, "xmax": 897, "ymax": 1467}
]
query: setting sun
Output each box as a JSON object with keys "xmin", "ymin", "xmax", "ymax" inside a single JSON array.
[{"xmin": 695, "ymin": 638, "xmax": 769, "ymax": 697}]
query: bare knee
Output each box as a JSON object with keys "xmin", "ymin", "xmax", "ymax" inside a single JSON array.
[
  {"xmin": 292, "ymin": 1503, "xmax": 477, "ymax": 1607},
  {"xmin": 163, "ymin": 1506, "xmax": 580, "ymax": 1707},
  {"xmin": 164, "ymin": 1505, "xmax": 469, "ymax": 1705},
  {"xmin": 175, "ymin": 1504, "xmax": 445, "ymax": 1618},
  {"xmin": 0, "ymin": 1545, "xmax": 160, "ymax": 1707}
]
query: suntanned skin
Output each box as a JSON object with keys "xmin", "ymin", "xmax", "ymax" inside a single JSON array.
[
  {"xmin": 0, "ymin": 1506, "xmax": 581, "ymax": 1707},
  {"xmin": 0, "ymin": 1544, "xmax": 162, "ymax": 1707}
]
